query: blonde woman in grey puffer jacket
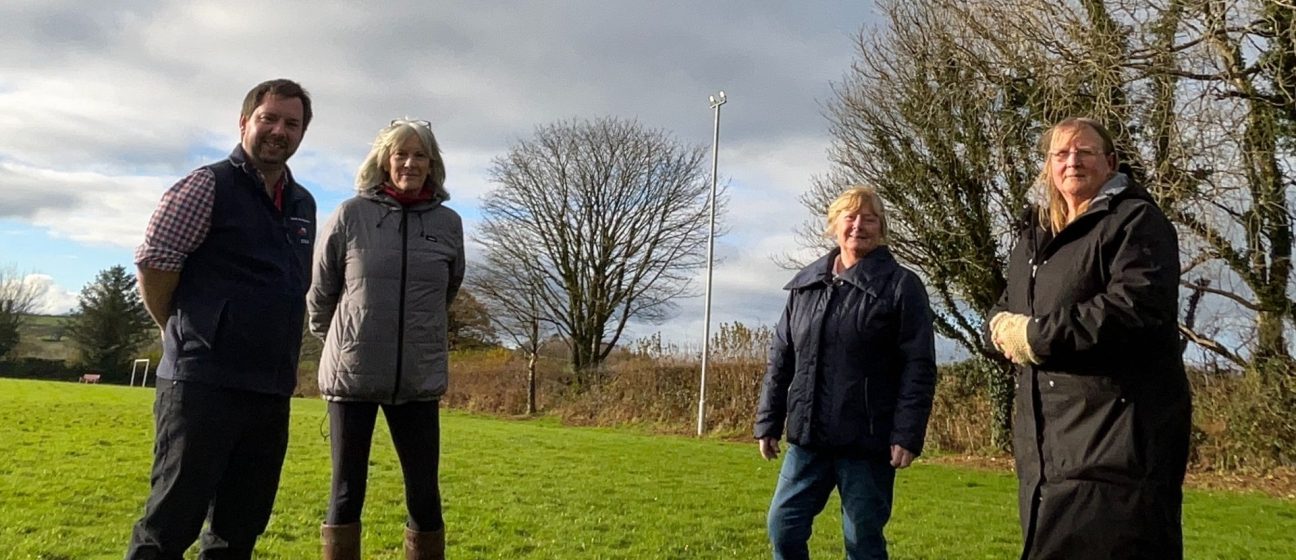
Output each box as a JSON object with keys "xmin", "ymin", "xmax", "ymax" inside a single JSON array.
[{"xmin": 307, "ymin": 118, "xmax": 463, "ymax": 560}]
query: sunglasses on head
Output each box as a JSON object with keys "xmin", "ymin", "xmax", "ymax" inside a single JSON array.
[{"xmin": 391, "ymin": 118, "xmax": 431, "ymax": 129}]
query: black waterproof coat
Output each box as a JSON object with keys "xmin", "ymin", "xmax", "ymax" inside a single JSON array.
[
  {"xmin": 990, "ymin": 174, "xmax": 1191, "ymax": 560},
  {"xmin": 755, "ymin": 246, "xmax": 937, "ymax": 460}
]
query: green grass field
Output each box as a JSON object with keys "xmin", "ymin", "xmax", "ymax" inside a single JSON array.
[{"xmin": 2, "ymin": 379, "xmax": 1293, "ymax": 559}]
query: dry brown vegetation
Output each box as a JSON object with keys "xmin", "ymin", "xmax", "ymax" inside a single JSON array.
[
  {"xmin": 346, "ymin": 345, "xmax": 1294, "ymax": 478},
  {"xmin": 334, "ymin": 342, "xmax": 1285, "ymax": 489},
  {"xmin": 287, "ymin": 321, "xmax": 1294, "ymax": 495}
]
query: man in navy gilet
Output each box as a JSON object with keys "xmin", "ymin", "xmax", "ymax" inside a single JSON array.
[{"xmin": 126, "ymin": 79, "xmax": 316, "ymax": 559}]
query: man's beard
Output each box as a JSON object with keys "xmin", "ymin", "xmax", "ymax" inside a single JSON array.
[{"xmin": 251, "ymin": 135, "xmax": 294, "ymax": 166}]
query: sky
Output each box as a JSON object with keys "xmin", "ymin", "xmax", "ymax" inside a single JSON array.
[{"xmin": 0, "ymin": 0, "xmax": 887, "ymax": 351}]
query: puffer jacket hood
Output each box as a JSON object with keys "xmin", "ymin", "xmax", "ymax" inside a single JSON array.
[{"xmin": 307, "ymin": 186, "xmax": 465, "ymax": 404}]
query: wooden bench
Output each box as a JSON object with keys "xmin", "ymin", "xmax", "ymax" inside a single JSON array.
[{"xmin": 79, "ymin": 373, "xmax": 102, "ymax": 384}]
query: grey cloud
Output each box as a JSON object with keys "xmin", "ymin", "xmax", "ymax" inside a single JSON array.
[
  {"xmin": 0, "ymin": 0, "xmax": 876, "ymax": 180},
  {"xmin": 1, "ymin": 0, "xmax": 886, "ymax": 345},
  {"xmin": 0, "ymin": 1, "xmax": 154, "ymax": 59},
  {"xmin": 0, "ymin": 162, "xmax": 90, "ymax": 218}
]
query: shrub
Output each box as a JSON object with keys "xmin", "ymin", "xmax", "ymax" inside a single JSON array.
[
  {"xmin": 1190, "ymin": 367, "xmax": 1296, "ymax": 472},
  {"xmin": 0, "ymin": 358, "xmax": 81, "ymax": 382}
]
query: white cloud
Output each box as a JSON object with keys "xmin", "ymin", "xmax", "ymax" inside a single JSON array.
[
  {"xmin": 20, "ymin": 273, "xmax": 79, "ymax": 315},
  {"xmin": 0, "ymin": 162, "xmax": 163, "ymax": 248}
]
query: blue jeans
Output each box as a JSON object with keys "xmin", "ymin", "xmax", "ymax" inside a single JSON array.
[{"xmin": 767, "ymin": 444, "xmax": 896, "ymax": 560}]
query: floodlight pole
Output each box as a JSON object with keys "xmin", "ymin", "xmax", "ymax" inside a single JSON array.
[{"xmin": 697, "ymin": 90, "xmax": 726, "ymax": 437}]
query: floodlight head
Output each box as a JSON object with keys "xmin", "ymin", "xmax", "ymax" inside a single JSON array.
[
  {"xmin": 718, "ymin": 91, "xmax": 726, "ymax": 101},
  {"xmin": 709, "ymin": 95, "xmax": 716, "ymax": 104}
]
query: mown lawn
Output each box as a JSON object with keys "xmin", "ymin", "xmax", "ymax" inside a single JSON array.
[{"xmin": 1, "ymin": 378, "xmax": 1293, "ymax": 559}]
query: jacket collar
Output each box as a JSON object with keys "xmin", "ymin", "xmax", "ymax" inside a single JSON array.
[
  {"xmin": 1076, "ymin": 172, "xmax": 1131, "ymax": 216},
  {"xmin": 784, "ymin": 245, "xmax": 897, "ymax": 294},
  {"xmin": 360, "ymin": 183, "xmax": 444, "ymax": 211}
]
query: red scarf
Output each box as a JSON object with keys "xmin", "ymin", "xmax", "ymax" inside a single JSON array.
[{"xmin": 382, "ymin": 183, "xmax": 434, "ymax": 207}]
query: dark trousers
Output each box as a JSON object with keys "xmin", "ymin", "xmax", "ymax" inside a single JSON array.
[
  {"xmin": 125, "ymin": 380, "xmax": 290, "ymax": 560},
  {"xmin": 327, "ymin": 400, "xmax": 443, "ymax": 531},
  {"xmin": 767, "ymin": 444, "xmax": 896, "ymax": 560}
]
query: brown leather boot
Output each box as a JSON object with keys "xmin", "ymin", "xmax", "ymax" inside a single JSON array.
[
  {"xmin": 321, "ymin": 522, "xmax": 361, "ymax": 560},
  {"xmin": 404, "ymin": 525, "xmax": 445, "ymax": 560}
]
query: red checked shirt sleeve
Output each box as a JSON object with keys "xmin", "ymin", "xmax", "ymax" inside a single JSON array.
[{"xmin": 134, "ymin": 168, "xmax": 216, "ymax": 272}]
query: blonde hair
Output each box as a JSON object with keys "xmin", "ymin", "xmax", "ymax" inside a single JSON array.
[
  {"xmin": 1036, "ymin": 117, "xmax": 1116, "ymax": 232},
  {"xmin": 824, "ymin": 186, "xmax": 889, "ymax": 242},
  {"xmin": 355, "ymin": 119, "xmax": 448, "ymax": 199}
]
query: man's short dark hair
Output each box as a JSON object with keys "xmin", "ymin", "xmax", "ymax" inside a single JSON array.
[{"xmin": 241, "ymin": 79, "xmax": 313, "ymax": 129}]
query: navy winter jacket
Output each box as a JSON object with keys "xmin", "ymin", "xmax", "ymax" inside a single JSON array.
[
  {"xmin": 158, "ymin": 145, "xmax": 316, "ymax": 396},
  {"xmin": 755, "ymin": 246, "xmax": 937, "ymax": 458}
]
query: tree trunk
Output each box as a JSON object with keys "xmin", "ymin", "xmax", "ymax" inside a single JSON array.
[{"xmin": 526, "ymin": 350, "xmax": 538, "ymax": 415}]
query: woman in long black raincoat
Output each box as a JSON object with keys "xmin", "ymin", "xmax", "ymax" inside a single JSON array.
[{"xmin": 988, "ymin": 117, "xmax": 1192, "ymax": 560}]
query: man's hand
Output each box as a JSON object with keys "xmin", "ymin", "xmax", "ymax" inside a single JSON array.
[
  {"xmin": 890, "ymin": 444, "xmax": 916, "ymax": 469},
  {"xmin": 758, "ymin": 437, "xmax": 781, "ymax": 460}
]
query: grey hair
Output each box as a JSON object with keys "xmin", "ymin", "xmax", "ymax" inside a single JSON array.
[{"xmin": 354, "ymin": 119, "xmax": 448, "ymax": 200}]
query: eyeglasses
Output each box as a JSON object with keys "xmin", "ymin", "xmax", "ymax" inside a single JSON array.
[
  {"xmin": 390, "ymin": 118, "xmax": 432, "ymax": 129},
  {"xmin": 1049, "ymin": 149, "xmax": 1106, "ymax": 162}
]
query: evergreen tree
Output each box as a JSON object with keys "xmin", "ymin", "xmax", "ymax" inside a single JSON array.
[
  {"xmin": 448, "ymin": 289, "xmax": 498, "ymax": 350},
  {"xmin": 65, "ymin": 265, "xmax": 153, "ymax": 379}
]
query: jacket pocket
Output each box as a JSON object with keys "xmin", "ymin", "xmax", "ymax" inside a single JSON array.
[
  {"xmin": 176, "ymin": 298, "xmax": 227, "ymax": 353},
  {"xmin": 215, "ymin": 294, "xmax": 298, "ymax": 371},
  {"xmin": 1039, "ymin": 373, "xmax": 1141, "ymax": 482}
]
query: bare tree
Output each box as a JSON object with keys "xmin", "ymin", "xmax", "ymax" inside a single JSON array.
[
  {"xmin": 812, "ymin": 0, "xmax": 1296, "ymax": 389},
  {"xmin": 1169, "ymin": 0, "xmax": 1296, "ymax": 371},
  {"xmin": 0, "ymin": 266, "xmax": 43, "ymax": 360},
  {"xmin": 477, "ymin": 117, "xmax": 718, "ymax": 380},
  {"xmin": 803, "ymin": 0, "xmax": 1058, "ymax": 448},
  {"xmin": 960, "ymin": 0, "xmax": 1296, "ymax": 372},
  {"xmin": 469, "ymin": 264, "xmax": 553, "ymax": 415}
]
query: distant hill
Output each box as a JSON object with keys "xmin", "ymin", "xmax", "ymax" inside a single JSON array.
[
  {"xmin": 11, "ymin": 314, "xmax": 77, "ymax": 362},
  {"xmin": 8, "ymin": 314, "xmax": 162, "ymax": 363}
]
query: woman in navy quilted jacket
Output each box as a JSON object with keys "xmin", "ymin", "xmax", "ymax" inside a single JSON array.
[{"xmin": 755, "ymin": 186, "xmax": 937, "ymax": 560}]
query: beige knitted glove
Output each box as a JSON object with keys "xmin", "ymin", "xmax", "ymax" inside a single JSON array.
[{"xmin": 990, "ymin": 312, "xmax": 1039, "ymax": 366}]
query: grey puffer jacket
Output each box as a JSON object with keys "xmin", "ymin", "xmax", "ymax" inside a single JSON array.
[{"xmin": 308, "ymin": 185, "xmax": 464, "ymax": 404}]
